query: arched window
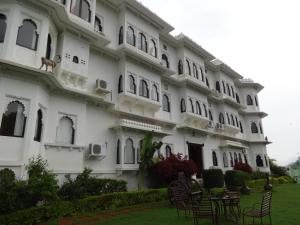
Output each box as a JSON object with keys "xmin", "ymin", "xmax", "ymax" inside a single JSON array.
[
  {"xmin": 256, "ymin": 155, "xmax": 264, "ymax": 167},
  {"xmin": 209, "ymin": 110, "xmax": 213, "ymax": 121},
  {"xmin": 205, "ymin": 78, "xmax": 210, "ymax": 87},
  {"xmin": 200, "ymin": 67, "xmax": 204, "ymax": 81},
  {"xmin": 231, "ymin": 86, "xmax": 235, "ymax": 97},
  {"xmin": 128, "ymin": 75, "xmax": 136, "ymax": 94},
  {"xmin": 222, "ymin": 81, "xmax": 226, "ymax": 94},
  {"xmin": 149, "ymin": 39, "xmax": 157, "ymax": 57},
  {"xmin": 94, "ymin": 16, "xmax": 102, "ymax": 33},
  {"xmin": 223, "ymin": 152, "xmax": 228, "ymax": 167},
  {"xmin": 72, "ymin": 56, "xmax": 79, "ymax": 63},
  {"xmin": 240, "ymin": 121, "xmax": 243, "ymax": 133},
  {"xmin": 236, "ymin": 94, "xmax": 240, "ymax": 103},
  {"xmin": 255, "ymin": 96, "xmax": 259, "ymax": 106},
  {"xmin": 186, "ymin": 59, "xmax": 191, "ymax": 75},
  {"xmin": 46, "ymin": 34, "xmax": 52, "ymax": 59},
  {"xmin": 203, "ymin": 104, "xmax": 208, "ymax": 117},
  {"xmin": 219, "ymin": 113, "xmax": 225, "ymax": 124},
  {"xmin": 138, "ymin": 33, "xmax": 147, "ymax": 52},
  {"xmin": 178, "ymin": 60, "xmax": 183, "ymax": 74},
  {"xmin": 180, "ymin": 98, "xmax": 186, "ymax": 113},
  {"xmin": 193, "ymin": 64, "xmax": 198, "ymax": 79},
  {"xmin": 235, "ymin": 116, "xmax": 239, "ymax": 127},
  {"xmin": 212, "ymin": 151, "xmax": 218, "ymax": 166},
  {"xmin": 189, "ymin": 98, "xmax": 194, "ymax": 113},
  {"xmin": 231, "ymin": 114, "xmax": 235, "ymax": 126},
  {"xmin": 216, "ymin": 81, "xmax": 221, "ymax": 93},
  {"xmin": 161, "ymin": 54, "xmax": 169, "ymax": 68},
  {"xmin": 34, "ymin": 109, "xmax": 43, "ymax": 142},
  {"xmin": 162, "ymin": 94, "xmax": 170, "ymax": 112},
  {"xmin": 251, "ymin": 122, "xmax": 258, "ymax": 133},
  {"xmin": 244, "ymin": 154, "xmax": 248, "ymax": 164},
  {"xmin": 151, "ymin": 84, "xmax": 159, "ymax": 101},
  {"xmin": 259, "ymin": 123, "xmax": 263, "ymax": 134},
  {"xmin": 56, "ymin": 116, "xmax": 75, "ymax": 144},
  {"xmin": 229, "ymin": 152, "xmax": 233, "ymax": 167},
  {"xmin": 227, "ymin": 84, "xmax": 231, "ymax": 96},
  {"xmin": 238, "ymin": 153, "xmax": 243, "ymax": 163},
  {"xmin": 165, "ymin": 145, "xmax": 172, "ymax": 158},
  {"xmin": 118, "ymin": 26, "xmax": 123, "ymax": 45},
  {"xmin": 264, "ymin": 155, "xmax": 269, "ymax": 167},
  {"xmin": 124, "ymin": 138, "xmax": 135, "ymax": 164},
  {"xmin": 234, "ymin": 152, "xmax": 238, "ymax": 165},
  {"xmin": 226, "ymin": 113, "xmax": 230, "ymax": 125},
  {"xmin": 16, "ymin": 19, "xmax": 39, "ymax": 50},
  {"xmin": 247, "ymin": 95, "xmax": 253, "ymax": 105},
  {"xmin": 70, "ymin": 0, "xmax": 91, "ymax": 22},
  {"xmin": 196, "ymin": 101, "xmax": 201, "ymax": 115},
  {"xmin": 116, "ymin": 139, "xmax": 121, "ymax": 164},
  {"xmin": 139, "ymin": 79, "xmax": 149, "ymax": 98},
  {"xmin": 0, "ymin": 14, "xmax": 7, "ymax": 43},
  {"xmin": 118, "ymin": 75, "xmax": 123, "ymax": 93},
  {"xmin": 126, "ymin": 26, "xmax": 135, "ymax": 46},
  {"xmin": 0, "ymin": 101, "xmax": 27, "ymax": 137}
]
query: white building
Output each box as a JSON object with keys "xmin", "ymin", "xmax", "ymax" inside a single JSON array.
[{"xmin": 0, "ymin": 0, "xmax": 270, "ymax": 189}]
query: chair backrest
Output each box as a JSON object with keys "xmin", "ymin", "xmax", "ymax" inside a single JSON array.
[
  {"xmin": 261, "ymin": 191, "xmax": 272, "ymax": 215},
  {"xmin": 191, "ymin": 194, "xmax": 214, "ymax": 218},
  {"xmin": 169, "ymin": 180, "xmax": 190, "ymax": 208},
  {"xmin": 178, "ymin": 172, "xmax": 191, "ymax": 190}
]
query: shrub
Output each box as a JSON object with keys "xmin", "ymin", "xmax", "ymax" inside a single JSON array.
[
  {"xmin": 0, "ymin": 169, "xmax": 18, "ymax": 214},
  {"xmin": 59, "ymin": 168, "xmax": 127, "ymax": 201},
  {"xmin": 234, "ymin": 162, "xmax": 252, "ymax": 174},
  {"xmin": 150, "ymin": 153, "xmax": 198, "ymax": 185},
  {"xmin": 24, "ymin": 155, "xmax": 59, "ymax": 206},
  {"xmin": 225, "ymin": 170, "xmax": 250, "ymax": 188},
  {"xmin": 0, "ymin": 189, "xmax": 167, "ymax": 225},
  {"xmin": 248, "ymin": 179, "xmax": 266, "ymax": 188},
  {"xmin": 203, "ymin": 169, "xmax": 224, "ymax": 189},
  {"xmin": 251, "ymin": 170, "xmax": 269, "ymax": 180}
]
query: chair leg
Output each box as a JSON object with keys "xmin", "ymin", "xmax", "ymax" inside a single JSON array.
[
  {"xmin": 243, "ymin": 215, "xmax": 245, "ymax": 225},
  {"xmin": 269, "ymin": 215, "xmax": 272, "ymax": 225},
  {"xmin": 261, "ymin": 217, "xmax": 263, "ymax": 225},
  {"xmin": 253, "ymin": 217, "xmax": 255, "ymax": 224}
]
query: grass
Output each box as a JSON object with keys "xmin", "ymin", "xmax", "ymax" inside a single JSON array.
[{"xmin": 48, "ymin": 184, "xmax": 300, "ymax": 225}]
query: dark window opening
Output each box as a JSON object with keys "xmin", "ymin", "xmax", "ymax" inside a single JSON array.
[
  {"xmin": 256, "ymin": 155, "xmax": 264, "ymax": 167},
  {"xmin": 72, "ymin": 56, "xmax": 79, "ymax": 63},
  {"xmin": 94, "ymin": 16, "xmax": 103, "ymax": 32},
  {"xmin": 138, "ymin": 33, "xmax": 147, "ymax": 52},
  {"xmin": 139, "ymin": 80, "xmax": 149, "ymax": 98},
  {"xmin": 216, "ymin": 81, "xmax": 221, "ymax": 93},
  {"xmin": 16, "ymin": 19, "xmax": 39, "ymax": 50},
  {"xmin": 0, "ymin": 101, "xmax": 27, "ymax": 137},
  {"xmin": 162, "ymin": 54, "xmax": 169, "ymax": 68},
  {"xmin": 34, "ymin": 109, "xmax": 43, "ymax": 142},
  {"xmin": 128, "ymin": 75, "xmax": 136, "ymax": 94},
  {"xmin": 247, "ymin": 95, "xmax": 253, "ymax": 105},
  {"xmin": 46, "ymin": 34, "xmax": 52, "ymax": 59},
  {"xmin": 212, "ymin": 151, "xmax": 218, "ymax": 166},
  {"xmin": 162, "ymin": 95, "xmax": 170, "ymax": 112},
  {"xmin": 118, "ymin": 75, "xmax": 123, "ymax": 93},
  {"xmin": 0, "ymin": 14, "xmax": 7, "ymax": 43},
  {"xmin": 118, "ymin": 26, "xmax": 123, "ymax": 45},
  {"xmin": 180, "ymin": 98, "xmax": 186, "ymax": 113},
  {"xmin": 251, "ymin": 122, "xmax": 258, "ymax": 133},
  {"xmin": 178, "ymin": 60, "xmax": 183, "ymax": 74},
  {"xmin": 127, "ymin": 26, "xmax": 135, "ymax": 46},
  {"xmin": 70, "ymin": 0, "xmax": 91, "ymax": 22}
]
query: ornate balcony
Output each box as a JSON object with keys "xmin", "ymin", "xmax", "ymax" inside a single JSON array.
[
  {"xmin": 177, "ymin": 74, "xmax": 211, "ymax": 94},
  {"xmin": 180, "ymin": 112, "xmax": 210, "ymax": 129},
  {"xmin": 223, "ymin": 124, "xmax": 240, "ymax": 135},
  {"xmin": 117, "ymin": 92, "xmax": 161, "ymax": 112}
]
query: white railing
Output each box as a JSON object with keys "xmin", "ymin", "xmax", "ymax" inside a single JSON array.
[{"xmin": 119, "ymin": 119, "xmax": 162, "ymax": 132}]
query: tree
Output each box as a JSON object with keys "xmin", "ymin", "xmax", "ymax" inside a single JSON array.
[
  {"xmin": 138, "ymin": 132, "xmax": 162, "ymax": 189},
  {"xmin": 269, "ymin": 158, "xmax": 287, "ymax": 177}
]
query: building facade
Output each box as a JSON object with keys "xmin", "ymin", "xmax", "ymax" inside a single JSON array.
[{"xmin": 0, "ymin": 0, "xmax": 270, "ymax": 189}]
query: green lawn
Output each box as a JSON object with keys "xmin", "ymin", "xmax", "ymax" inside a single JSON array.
[{"xmin": 49, "ymin": 184, "xmax": 300, "ymax": 225}]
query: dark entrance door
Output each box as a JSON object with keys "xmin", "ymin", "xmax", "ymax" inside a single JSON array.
[{"xmin": 188, "ymin": 142, "xmax": 204, "ymax": 178}]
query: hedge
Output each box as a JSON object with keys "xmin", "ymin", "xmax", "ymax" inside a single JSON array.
[
  {"xmin": 203, "ymin": 169, "xmax": 224, "ymax": 189},
  {"xmin": 0, "ymin": 188, "xmax": 168, "ymax": 225}
]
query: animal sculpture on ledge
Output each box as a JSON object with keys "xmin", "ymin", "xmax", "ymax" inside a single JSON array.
[{"xmin": 39, "ymin": 55, "xmax": 61, "ymax": 73}]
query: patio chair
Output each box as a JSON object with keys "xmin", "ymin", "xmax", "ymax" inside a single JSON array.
[
  {"xmin": 177, "ymin": 172, "xmax": 203, "ymax": 196},
  {"xmin": 168, "ymin": 180, "xmax": 191, "ymax": 217},
  {"xmin": 242, "ymin": 191, "xmax": 272, "ymax": 225},
  {"xmin": 222, "ymin": 191, "xmax": 241, "ymax": 224},
  {"xmin": 191, "ymin": 194, "xmax": 218, "ymax": 225}
]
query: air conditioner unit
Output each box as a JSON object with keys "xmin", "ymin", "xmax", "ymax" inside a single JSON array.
[
  {"xmin": 89, "ymin": 143, "xmax": 106, "ymax": 158},
  {"xmin": 96, "ymin": 79, "xmax": 107, "ymax": 90}
]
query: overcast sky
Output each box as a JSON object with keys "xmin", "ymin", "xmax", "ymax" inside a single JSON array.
[{"xmin": 140, "ymin": 0, "xmax": 300, "ymax": 165}]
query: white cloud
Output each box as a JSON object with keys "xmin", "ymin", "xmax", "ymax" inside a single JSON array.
[{"xmin": 141, "ymin": 0, "xmax": 300, "ymax": 165}]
